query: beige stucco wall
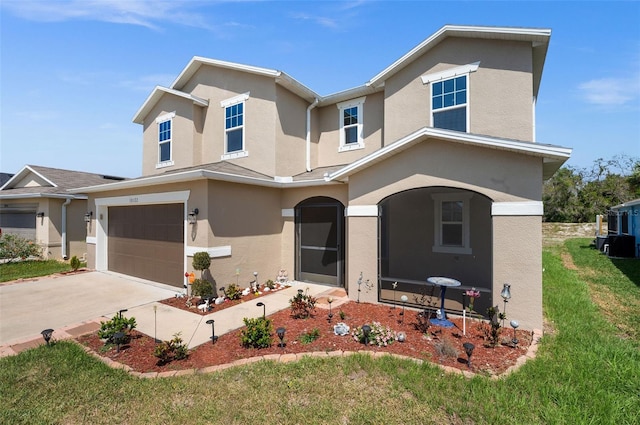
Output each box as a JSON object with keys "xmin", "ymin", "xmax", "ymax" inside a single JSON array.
[
  {"xmin": 492, "ymin": 215, "xmax": 542, "ymax": 331},
  {"xmin": 275, "ymin": 85, "xmax": 310, "ymax": 177},
  {"xmin": 383, "ymin": 38, "xmax": 534, "ymax": 144},
  {"xmin": 348, "ymin": 139, "xmax": 542, "ymax": 205},
  {"xmin": 141, "ymin": 96, "xmax": 198, "ymax": 176},
  {"xmin": 315, "ymin": 91, "xmax": 385, "ymax": 167}
]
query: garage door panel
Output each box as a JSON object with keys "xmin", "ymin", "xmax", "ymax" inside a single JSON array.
[{"xmin": 108, "ymin": 204, "xmax": 184, "ymax": 287}]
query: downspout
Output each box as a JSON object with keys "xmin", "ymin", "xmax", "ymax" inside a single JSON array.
[
  {"xmin": 306, "ymin": 98, "xmax": 319, "ymax": 172},
  {"xmin": 61, "ymin": 197, "xmax": 72, "ymax": 260}
]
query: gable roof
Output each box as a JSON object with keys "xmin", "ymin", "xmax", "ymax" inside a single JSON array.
[
  {"xmin": 0, "ymin": 165, "xmax": 126, "ymax": 199},
  {"xmin": 132, "ymin": 24, "xmax": 551, "ymax": 123},
  {"xmin": 326, "ymin": 127, "xmax": 571, "ymax": 182}
]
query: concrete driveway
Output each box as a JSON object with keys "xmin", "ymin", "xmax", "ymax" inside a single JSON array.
[{"xmin": 0, "ymin": 271, "xmax": 177, "ymax": 346}]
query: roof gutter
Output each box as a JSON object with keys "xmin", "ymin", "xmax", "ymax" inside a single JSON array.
[{"xmin": 306, "ymin": 98, "xmax": 319, "ymax": 172}]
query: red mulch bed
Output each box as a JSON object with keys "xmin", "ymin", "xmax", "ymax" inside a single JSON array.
[
  {"xmin": 158, "ymin": 287, "xmax": 283, "ymax": 315},
  {"xmin": 77, "ymin": 301, "xmax": 532, "ymax": 376}
]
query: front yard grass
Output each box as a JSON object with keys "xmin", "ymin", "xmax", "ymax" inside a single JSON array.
[
  {"xmin": 1, "ymin": 240, "xmax": 638, "ymax": 424},
  {"xmin": 0, "ymin": 259, "xmax": 78, "ymax": 283}
]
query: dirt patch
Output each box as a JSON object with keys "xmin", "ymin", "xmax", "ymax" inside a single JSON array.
[
  {"xmin": 543, "ymin": 222, "xmax": 596, "ymax": 247},
  {"xmin": 78, "ymin": 301, "xmax": 532, "ymax": 376}
]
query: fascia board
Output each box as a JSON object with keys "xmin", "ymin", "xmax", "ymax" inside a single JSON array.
[
  {"xmin": 611, "ymin": 198, "xmax": 640, "ymax": 210},
  {"xmin": 367, "ymin": 25, "xmax": 551, "ymax": 88},
  {"xmin": 0, "ymin": 193, "xmax": 86, "ymax": 200},
  {"xmin": 327, "ymin": 127, "xmax": 572, "ymax": 182},
  {"xmin": 275, "ymin": 72, "xmax": 321, "ymax": 103},
  {"xmin": 171, "ymin": 56, "xmax": 280, "ymax": 90},
  {"xmin": 133, "ymin": 86, "xmax": 208, "ymax": 124},
  {"xmin": 69, "ymin": 169, "xmax": 336, "ymax": 193},
  {"xmin": 0, "ymin": 165, "xmax": 58, "ymax": 190}
]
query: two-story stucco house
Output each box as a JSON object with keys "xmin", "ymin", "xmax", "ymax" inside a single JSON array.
[{"xmin": 73, "ymin": 25, "xmax": 572, "ymax": 331}]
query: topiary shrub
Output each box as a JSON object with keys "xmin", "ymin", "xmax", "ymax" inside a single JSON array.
[
  {"xmin": 192, "ymin": 251, "xmax": 211, "ymax": 276},
  {"xmin": 191, "ymin": 278, "xmax": 213, "ymax": 298},
  {"xmin": 240, "ymin": 317, "xmax": 273, "ymax": 348}
]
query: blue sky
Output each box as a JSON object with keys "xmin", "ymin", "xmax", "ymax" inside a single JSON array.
[{"xmin": 1, "ymin": 0, "xmax": 638, "ymax": 178}]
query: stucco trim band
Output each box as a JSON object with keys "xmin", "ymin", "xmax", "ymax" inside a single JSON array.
[
  {"xmin": 185, "ymin": 246, "xmax": 232, "ymax": 258},
  {"xmin": 345, "ymin": 205, "xmax": 379, "ymax": 217},
  {"xmin": 491, "ymin": 201, "xmax": 543, "ymax": 216},
  {"xmin": 86, "ymin": 236, "xmax": 97, "ymax": 245}
]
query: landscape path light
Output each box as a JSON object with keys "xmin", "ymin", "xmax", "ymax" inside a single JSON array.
[
  {"xmin": 327, "ymin": 297, "xmax": 334, "ymax": 323},
  {"xmin": 206, "ymin": 319, "xmax": 218, "ymax": 344},
  {"xmin": 500, "ymin": 283, "xmax": 511, "ymax": 327},
  {"xmin": 41, "ymin": 329, "xmax": 54, "ymax": 346},
  {"xmin": 400, "ymin": 295, "xmax": 409, "ymax": 323},
  {"xmin": 276, "ymin": 327, "xmax": 286, "ymax": 348},
  {"xmin": 257, "ymin": 302, "xmax": 266, "ymax": 319},
  {"xmin": 463, "ymin": 342, "xmax": 475, "ymax": 369},
  {"xmin": 510, "ymin": 319, "xmax": 519, "ymax": 347}
]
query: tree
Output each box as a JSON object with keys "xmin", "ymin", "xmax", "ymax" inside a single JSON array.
[{"xmin": 542, "ymin": 167, "xmax": 583, "ymax": 222}]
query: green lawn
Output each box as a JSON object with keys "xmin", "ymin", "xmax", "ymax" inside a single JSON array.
[
  {"xmin": 0, "ymin": 260, "xmax": 77, "ymax": 282},
  {"xmin": 1, "ymin": 241, "xmax": 639, "ymax": 424}
]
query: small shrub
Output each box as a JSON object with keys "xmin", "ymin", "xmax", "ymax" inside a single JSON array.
[
  {"xmin": 192, "ymin": 251, "xmax": 211, "ymax": 274},
  {"xmin": 69, "ymin": 255, "xmax": 81, "ymax": 271},
  {"xmin": 299, "ymin": 328, "xmax": 320, "ymax": 344},
  {"xmin": 240, "ymin": 317, "xmax": 273, "ymax": 348},
  {"xmin": 339, "ymin": 310, "xmax": 346, "ymax": 320},
  {"xmin": 264, "ymin": 279, "xmax": 275, "ymax": 290},
  {"xmin": 154, "ymin": 332, "xmax": 189, "ymax": 365},
  {"xmin": 434, "ymin": 337, "xmax": 459, "ymax": 359},
  {"xmin": 226, "ymin": 283, "xmax": 242, "ymax": 300},
  {"xmin": 191, "ymin": 278, "xmax": 213, "ymax": 298},
  {"xmin": 0, "ymin": 234, "xmax": 42, "ymax": 262},
  {"xmin": 98, "ymin": 314, "xmax": 136, "ymax": 344},
  {"xmin": 482, "ymin": 306, "xmax": 506, "ymax": 346},
  {"xmin": 352, "ymin": 322, "xmax": 397, "ymax": 347},
  {"xmin": 414, "ymin": 309, "xmax": 432, "ymax": 334},
  {"xmin": 289, "ymin": 289, "xmax": 317, "ymax": 319}
]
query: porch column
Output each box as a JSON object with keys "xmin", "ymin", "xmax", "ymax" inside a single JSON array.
[
  {"xmin": 345, "ymin": 205, "xmax": 379, "ymax": 304},
  {"xmin": 492, "ymin": 201, "xmax": 543, "ymax": 332}
]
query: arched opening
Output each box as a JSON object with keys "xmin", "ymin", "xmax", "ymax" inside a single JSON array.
[
  {"xmin": 379, "ymin": 187, "xmax": 493, "ymax": 315},
  {"xmin": 295, "ymin": 196, "xmax": 345, "ymax": 286}
]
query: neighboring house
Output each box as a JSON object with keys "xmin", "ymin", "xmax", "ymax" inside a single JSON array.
[
  {"xmin": 72, "ymin": 25, "xmax": 572, "ymax": 330},
  {"xmin": 607, "ymin": 199, "xmax": 639, "ymax": 258},
  {"xmin": 0, "ymin": 173, "xmax": 14, "ymax": 187},
  {"xmin": 0, "ymin": 165, "xmax": 125, "ymax": 260}
]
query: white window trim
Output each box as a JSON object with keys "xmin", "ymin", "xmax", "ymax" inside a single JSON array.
[
  {"xmin": 337, "ymin": 96, "xmax": 366, "ymax": 152},
  {"xmin": 423, "ymin": 62, "xmax": 479, "ymax": 134},
  {"xmin": 156, "ymin": 111, "xmax": 176, "ymax": 168},
  {"xmin": 221, "ymin": 92, "xmax": 250, "ymax": 159},
  {"xmin": 431, "ymin": 193, "xmax": 472, "ymax": 255}
]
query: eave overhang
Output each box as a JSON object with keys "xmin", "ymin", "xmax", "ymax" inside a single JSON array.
[
  {"xmin": 326, "ymin": 127, "xmax": 571, "ymax": 182},
  {"xmin": 132, "ymin": 86, "xmax": 209, "ymax": 124},
  {"xmin": 0, "ymin": 193, "xmax": 87, "ymax": 200},
  {"xmin": 69, "ymin": 169, "xmax": 338, "ymax": 194},
  {"xmin": 611, "ymin": 198, "xmax": 640, "ymax": 210}
]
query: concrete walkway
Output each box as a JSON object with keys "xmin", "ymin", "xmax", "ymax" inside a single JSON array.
[{"xmin": 0, "ymin": 271, "xmax": 346, "ymax": 356}]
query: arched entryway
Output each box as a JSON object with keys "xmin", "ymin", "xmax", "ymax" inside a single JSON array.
[
  {"xmin": 295, "ymin": 197, "xmax": 345, "ymax": 286},
  {"xmin": 379, "ymin": 187, "xmax": 493, "ymax": 314}
]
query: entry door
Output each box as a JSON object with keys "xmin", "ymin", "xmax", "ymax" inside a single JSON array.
[{"xmin": 296, "ymin": 198, "xmax": 344, "ymax": 286}]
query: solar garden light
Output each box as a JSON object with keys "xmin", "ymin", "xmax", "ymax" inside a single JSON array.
[
  {"xmin": 327, "ymin": 297, "xmax": 334, "ymax": 323},
  {"xmin": 463, "ymin": 342, "xmax": 475, "ymax": 369},
  {"xmin": 400, "ymin": 295, "xmax": 409, "ymax": 323},
  {"xmin": 41, "ymin": 328, "xmax": 54, "ymax": 346},
  {"xmin": 114, "ymin": 332, "xmax": 125, "ymax": 353},
  {"xmin": 253, "ymin": 271, "xmax": 258, "ymax": 291},
  {"xmin": 276, "ymin": 327, "xmax": 286, "ymax": 348},
  {"xmin": 392, "ymin": 281, "xmax": 398, "ymax": 308},
  {"xmin": 362, "ymin": 324, "xmax": 372, "ymax": 346},
  {"xmin": 257, "ymin": 302, "xmax": 266, "ymax": 319},
  {"xmin": 500, "ymin": 283, "xmax": 511, "ymax": 327},
  {"xmin": 206, "ymin": 319, "xmax": 218, "ymax": 344},
  {"xmin": 510, "ymin": 320, "xmax": 519, "ymax": 347}
]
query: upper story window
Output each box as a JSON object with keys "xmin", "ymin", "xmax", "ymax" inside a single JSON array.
[
  {"xmin": 155, "ymin": 112, "xmax": 175, "ymax": 168},
  {"xmin": 220, "ymin": 92, "xmax": 250, "ymax": 160},
  {"xmin": 432, "ymin": 193, "xmax": 472, "ymax": 255},
  {"xmin": 422, "ymin": 62, "xmax": 479, "ymax": 133},
  {"xmin": 337, "ymin": 97, "xmax": 366, "ymax": 152}
]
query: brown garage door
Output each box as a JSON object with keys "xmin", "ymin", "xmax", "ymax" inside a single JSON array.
[{"xmin": 108, "ymin": 204, "xmax": 183, "ymax": 287}]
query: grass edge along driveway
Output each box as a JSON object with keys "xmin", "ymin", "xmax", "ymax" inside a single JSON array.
[{"xmin": 1, "ymin": 240, "xmax": 639, "ymax": 424}]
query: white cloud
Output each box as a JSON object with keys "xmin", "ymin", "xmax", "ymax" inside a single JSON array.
[
  {"xmin": 578, "ymin": 76, "xmax": 640, "ymax": 106},
  {"xmin": 116, "ymin": 73, "xmax": 177, "ymax": 92},
  {"xmin": 289, "ymin": 12, "xmax": 338, "ymax": 29},
  {"xmin": 2, "ymin": 0, "xmax": 214, "ymax": 30}
]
